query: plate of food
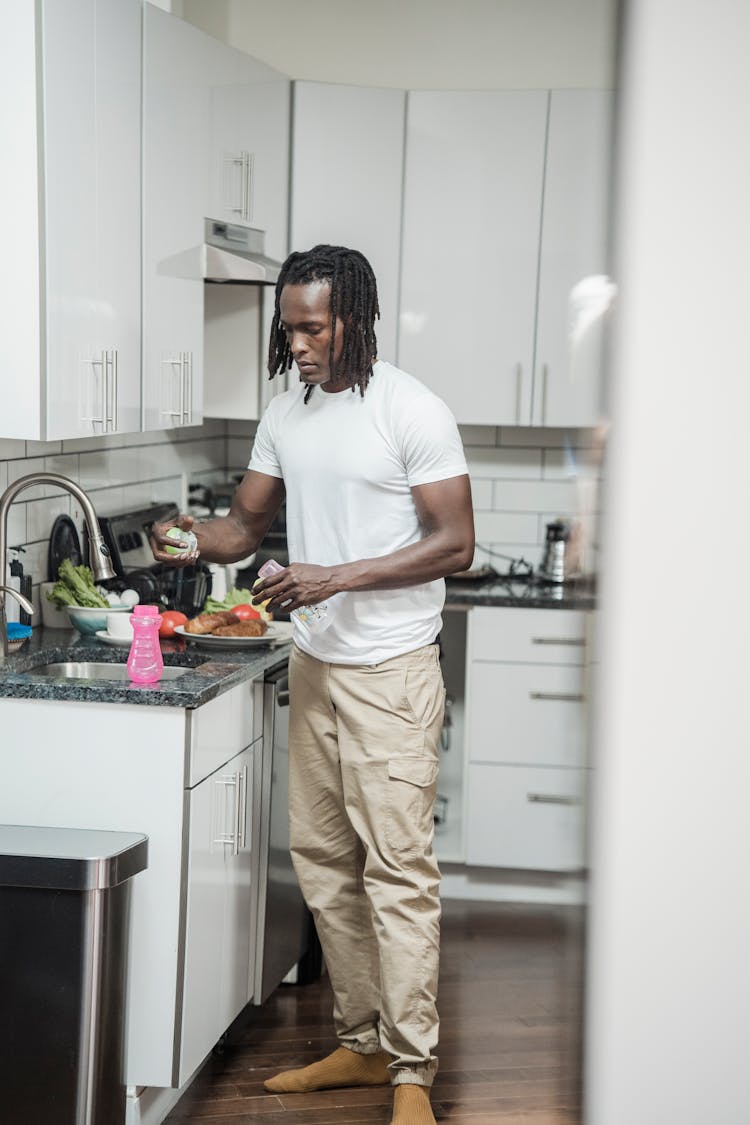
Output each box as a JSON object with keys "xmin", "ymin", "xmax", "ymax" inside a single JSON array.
[{"xmin": 173, "ymin": 613, "xmax": 293, "ymax": 648}]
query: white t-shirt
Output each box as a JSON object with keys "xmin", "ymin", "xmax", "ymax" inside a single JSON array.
[{"xmin": 247, "ymin": 359, "xmax": 468, "ymax": 664}]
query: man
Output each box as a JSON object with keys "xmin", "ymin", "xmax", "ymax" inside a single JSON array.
[{"xmin": 151, "ymin": 245, "xmax": 474, "ymax": 1125}]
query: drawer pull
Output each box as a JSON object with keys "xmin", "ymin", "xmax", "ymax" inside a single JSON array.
[
  {"xmin": 529, "ymin": 691, "xmax": 584, "ymax": 703},
  {"xmin": 531, "ymin": 637, "xmax": 585, "ymax": 646},
  {"xmin": 527, "ymin": 792, "xmax": 578, "ymax": 806}
]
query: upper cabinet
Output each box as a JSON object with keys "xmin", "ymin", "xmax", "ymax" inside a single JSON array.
[
  {"xmin": 398, "ymin": 91, "xmax": 548, "ymax": 426},
  {"xmin": 141, "ymin": 4, "xmax": 209, "ymax": 432},
  {"xmin": 0, "ymin": 0, "xmax": 141, "ymax": 441},
  {"xmin": 202, "ymin": 45, "xmax": 290, "ymax": 422},
  {"xmin": 398, "ymin": 89, "xmax": 613, "ymax": 427},
  {"xmin": 534, "ymin": 90, "xmax": 614, "ymax": 427},
  {"xmin": 289, "ymin": 82, "xmax": 406, "ymax": 364}
]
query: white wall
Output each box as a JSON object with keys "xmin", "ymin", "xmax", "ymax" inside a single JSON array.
[
  {"xmin": 585, "ymin": 1, "xmax": 750, "ymax": 1122},
  {"xmin": 180, "ymin": 0, "xmax": 617, "ymax": 89}
]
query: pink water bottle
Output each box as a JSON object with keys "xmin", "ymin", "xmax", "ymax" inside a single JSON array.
[{"xmin": 127, "ymin": 604, "xmax": 164, "ymax": 684}]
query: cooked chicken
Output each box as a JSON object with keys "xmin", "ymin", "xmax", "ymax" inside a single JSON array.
[
  {"xmin": 183, "ymin": 611, "xmax": 237, "ymax": 635},
  {"xmin": 213, "ymin": 619, "xmax": 268, "ymax": 638}
]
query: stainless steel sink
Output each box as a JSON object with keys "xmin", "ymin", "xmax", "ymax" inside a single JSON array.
[{"xmin": 27, "ymin": 662, "xmax": 190, "ymax": 681}]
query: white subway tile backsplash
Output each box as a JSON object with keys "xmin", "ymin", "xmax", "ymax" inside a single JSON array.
[
  {"xmin": 469, "ymin": 479, "xmax": 493, "ymax": 510},
  {"xmin": 499, "ymin": 426, "xmax": 583, "ymax": 448},
  {"xmin": 25, "ymin": 495, "xmax": 72, "ymax": 542},
  {"xmin": 0, "ymin": 439, "xmax": 27, "ymax": 460},
  {"xmin": 228, "ymin": 436, "xmax": 253, "ymax": 470},
  {"xmin": 26, "ymin": 440, "xmax": 63, "ymax": 457},
  {"xmin": 6, "ymin": 457, "xmax": 47, "ymax": 500},
  {"xmin": 465, "ymin": 446, "xmax": 542, "ymax": 480},
  {"xmin": 458, "ymin": 424, "xmax": 497, "ymax": 447},
  {"xmin": 491, "ymin": 478, "xmax": 578, "ymax": 513},
  {"xmin": 5, "ymin": 503, "xmax": 26, "ymax": 548},
  {"xmin": 474, "ymin": 511, "xmax": 539, "ymax": 545},
  {"xmin": 43, "ymin": 454, "xmax": 80, "ymax": 490}
]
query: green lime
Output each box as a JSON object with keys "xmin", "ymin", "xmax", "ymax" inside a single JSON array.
[{"xmin": 164, "ymin": 526, "xmax": 197, "ymax": 556}]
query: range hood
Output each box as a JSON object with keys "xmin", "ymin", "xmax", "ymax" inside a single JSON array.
[{"xmin": 157, "ymin": 219, "xmax": 283, "ymax": 285}]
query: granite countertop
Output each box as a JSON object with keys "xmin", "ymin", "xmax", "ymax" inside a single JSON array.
[
  {"xmin": 445, "ymin": 574, "xmax": 597, "ymax": 610},
  {"xmin": 0, "ymin": 627, "xmax": 290, "ymax": 709}
]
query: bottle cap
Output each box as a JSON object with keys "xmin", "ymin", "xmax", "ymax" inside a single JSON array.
[
  {"xmin": 132, "ymin": 604, "xmax": 160, "ymax": 617},
  {"xmin": 258, "ymin": 559, "xmax": 284, "ymax": 578}
]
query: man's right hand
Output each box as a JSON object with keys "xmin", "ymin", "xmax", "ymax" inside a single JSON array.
[{"xmin": 149, "ymin": 515, "xmax": 200, "ymax": 567}]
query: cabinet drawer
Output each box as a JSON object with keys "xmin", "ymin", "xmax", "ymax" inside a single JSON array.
[
  {"xmin": 466, "ymin": 763, "xmax": 586, "ymax": 871},
  {"xmin": 468, "ymin": 662, "xmax": 585, "ymax": 768},
  {"xmin": 470, "ymin": 606, "xmax": 586, "ymax": 664},
  {"xmin": 187, "ymin": 682, "xmax": 255, "ymax": 787}
]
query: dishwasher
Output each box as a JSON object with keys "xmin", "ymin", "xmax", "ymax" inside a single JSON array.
[{"xmin": 254, "ymin": 660, "xmax": 322, "ymax": 1003}]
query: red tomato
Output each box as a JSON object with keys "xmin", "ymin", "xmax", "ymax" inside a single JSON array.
[
  {"xmin": 159, "ymin": 610, "xmax": 188, "ymax": 637},
  {"xmin": 230, "ymin": 603, "xmax": 261, "ymax": 621}
]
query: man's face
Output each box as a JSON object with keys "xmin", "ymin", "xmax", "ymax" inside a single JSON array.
[{"xmin": 279, "ymin": 281, "xmax": 345, "ymax": 391}]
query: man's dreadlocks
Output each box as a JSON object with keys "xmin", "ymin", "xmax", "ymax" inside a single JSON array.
[{"xmin": 267, "ymin": 245, "xmax": 380, "ymax": 402}]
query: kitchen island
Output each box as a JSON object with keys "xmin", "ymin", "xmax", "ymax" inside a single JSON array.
[{"xmin": 0, "ymin": 626, "xmax": 294, "ymax": 1125}]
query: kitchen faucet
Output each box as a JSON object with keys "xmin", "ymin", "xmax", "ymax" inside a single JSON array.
[{"xmin": 0, "ymin": 473, "xmax": 116, "ymax": 662}]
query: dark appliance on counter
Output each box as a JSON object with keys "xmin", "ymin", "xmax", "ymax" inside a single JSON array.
[{"xmin": 93, "ymin": 503, "xmax": 212, "ymax": 616}]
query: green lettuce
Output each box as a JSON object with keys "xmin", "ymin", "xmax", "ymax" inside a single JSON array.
[
  {"xmin": 46, "ymin": 558, "xmax": 110, "ymax": 608},
  {"xmin": 203, "ymin": 586, "xmax": 256, "ymax": 615}
]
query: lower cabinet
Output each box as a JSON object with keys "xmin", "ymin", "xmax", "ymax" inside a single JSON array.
[
  {"xmin": 463, "ymin": 605, "xmax": 589, "ymax": 872},
  {"xmin": 0, "ymin": 678, "xmax": 263, "ymax": 1089},
  {"xmin": 179, "ymin": 742, "xmax": 254, "ymax": 1085}
]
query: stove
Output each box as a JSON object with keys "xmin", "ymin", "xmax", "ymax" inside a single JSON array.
[{"xmin": 96, "ymin": 503, "xmax": 212, "ymax": 617}]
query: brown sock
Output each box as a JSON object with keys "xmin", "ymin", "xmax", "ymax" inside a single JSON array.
[
  {"xmin": 390, "ymin": 1084, "xmax": 436, "ymax": 1125},
  {"xmin": 263, "ymin": 1045, "xmax": 391, "ymax": 1093}
]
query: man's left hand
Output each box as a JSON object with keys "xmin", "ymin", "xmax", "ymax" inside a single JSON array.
[{"xmin": 252, "ymin": 562, "xmax": 334, "ymax": 613}]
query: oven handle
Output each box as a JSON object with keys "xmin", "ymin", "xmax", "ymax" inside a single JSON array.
[{"xmin": 277, "ymin": 675, "xmax": 289, "ymax": 708}]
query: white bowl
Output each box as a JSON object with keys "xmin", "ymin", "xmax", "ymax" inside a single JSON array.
[{"xmin": 66, "ymin": 604, "xmax": 130, "ymax": 635}]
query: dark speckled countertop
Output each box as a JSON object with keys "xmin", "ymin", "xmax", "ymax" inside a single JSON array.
[
  {"xmin": 0, "ymin": 627, "xmax": 290, "ymax": 708},
  {"xmin": 445, "ymin": 574, "xmax": 596, "ymax": 610},
  {"xmin": 0, "ymin": 581, "xmax": 594, "ymax": 708}
]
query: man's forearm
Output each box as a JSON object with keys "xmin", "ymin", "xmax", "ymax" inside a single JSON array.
[
  {"xmin": 328, "ymin": 533, "xmax": 473, "ymax": 596},
  {"xmin": 193, "ymin": 514, "xmax": 259, "ymax": 564}
]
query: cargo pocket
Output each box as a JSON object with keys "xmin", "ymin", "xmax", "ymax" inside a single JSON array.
[{"xmin": 385, "ymin": 756, "xmax": 439, "ymax": 867}]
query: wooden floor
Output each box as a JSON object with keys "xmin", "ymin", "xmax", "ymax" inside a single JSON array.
[{"xmin": 166, "ymin": 900, "xmax": 584, "ymax": 1124}]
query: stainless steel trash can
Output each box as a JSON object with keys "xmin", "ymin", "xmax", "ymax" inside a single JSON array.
[{"xmin": 0, "ymin": 825, "xmax": 148, "ymax": 1125}]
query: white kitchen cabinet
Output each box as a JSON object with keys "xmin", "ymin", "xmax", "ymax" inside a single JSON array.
[
  {"xmin": 464, "ymin": 606, "xmax": 588, "ymax": 871},
  {"xmin": 1, "ymin": 0, "xmax": 141, "ymax": 440},
  {"xmin": 533, "ymin": 90, "xmax": 614, "ymax": 427},
  {"xmin": 398, "ymin": 90, "xmax": 548, "ymax": 425},
  {"xmin": 141, "ymin": 3, "xmax": 207, "ymax": 432},
  {"xmin": 202, "ymin": 46, "xmax": 290, "ymax": 422},
  {"xmin": 0, "ymin": 678, "xmax": 262, "ymax": 1090},
  {"xmin": 398, "ymin": 90, "xmax": 613, "ymax": 427},
  {"xmin": 290, "ymin": 81, "xmax": 406, "ymax": 364},
  {"xmin": 179, "ymin": 742, "xmax": 254, "ymax": 1085}
]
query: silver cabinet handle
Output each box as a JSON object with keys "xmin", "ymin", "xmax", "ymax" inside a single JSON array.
[
  {"xmin": 515, "ymin": 362, "xmax": 522, "ymax": 424},
  {"xmin": 529, "ymin": 691, "xmax": 584, "ymax": 703},
  {"xmin": 213, "ymin": 772, "xmax": 240, "ymax": 850},
  {"xmin": 532, "ymin": 637, "xmax": 585, "ymax": 646},
  {"xmin": 162, "ymin": 357, "xmax": 184, "ymax": 419},
  {"xmin": 541, "ymin": 362, "xmax": 549, "ymax": 425},
  {"xmin": 224, "ymin": 150, "xmax": 252, "ymax": 221},
  {"xmin": 527, "ymin": 792, "xmax": 578, "ymax": 806},
  {"xmin": 88, "ymin": 352, "xmax": 107, "ymax": 430},
  {"xmin": 236, "ymin": 764, "xmax": 248, "ymax": 852},
  {"xmin": 104, "ymin": 350, "xmax": 118, "ymax": 432},
  {"xmin": 181, "ymin": 352, "xmax": 193, "ymax": 425}
]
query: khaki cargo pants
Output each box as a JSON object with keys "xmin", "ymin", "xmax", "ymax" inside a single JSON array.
[{"xmin": 288, "ymin": 642, "xmax": 445, "ymax": 1087}]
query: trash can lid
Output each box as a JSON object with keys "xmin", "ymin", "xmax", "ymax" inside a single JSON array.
[{"xmin": 0, "ymin": 825, "xmax": 148, "ymax": 890}]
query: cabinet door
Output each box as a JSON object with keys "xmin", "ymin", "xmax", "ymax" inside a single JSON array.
[
  {"xmin": 290, "ymin": 82, "xmax": 406, "ymax": 363},
  {"xmin": 93, "ymin": 0, "xmax": 142, "ymax": 435},
  {"xmin": 42, "ymin": 0, "xmax": 141, "ymax": 440},
  {"xmin": 179, "ymin": 744, "xmax": 255, "ymax": 1085},
  {"xmin": 466, "ymin": 763, "xmax": 585, "ymax": 871},
  {"xmin": 468, "ymin": 662, "xmax": 585, "ymax": 769},
  {"xmin": 398, "ymin": 91, "xmax": 547, "ymax": 425},
  {"xmin": 142, "ymin": 3, "xmax": 206, "ymax": 431},
  {"xmin": 220, "ymin": 744, "xmax": 255, "ymax": 1027},
  {"xmin": 533, "ymin": 90, "xmax": 614, "ymax": 427}
]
